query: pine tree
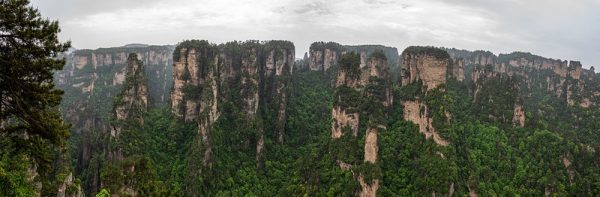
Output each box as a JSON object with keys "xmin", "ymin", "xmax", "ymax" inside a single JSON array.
[{"xmin": 1, "ymin": 0, "xmax": 71, "ymax": 194}]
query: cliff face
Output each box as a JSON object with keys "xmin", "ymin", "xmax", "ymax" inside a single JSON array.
[
  {"xmin": 308, "ymin": 42, "xmax": 342, "ymax": 71},
  {"xmin": 330, "ymin": 51, "xmax": 392, "ymax": 196},
  {"xmin": 344, "ymin": 44, "xmax": 399, "ymax": 70},
  {"xmin": 360, "ymin": 53, "xmax": 391, "ymax": 197},
  {"xmin": 445, "ymin": 48, "xmax": 598, "ymax": 109},
  {"xmin": 55, "ymin": 45, "xmax": 173, "ymax": 194},
  {"xmin": 171, "ymin": 40, "xmax": 294, "ymax": 183},
  {"xmin": 512, "ymin": 102, "xmax": 525, "ymax": 127},
  {"xmin": 331, "ymin": 53, "xmax": 362, "ymax": 138},
  {"xmin": 56, "ymin": 45, "xmax": 172, "ymax": 137},
  {"xmin": 400, "ymin": 46, "xmax": 451, "ymax": 146},
  {"xmin": 402, "ymin": 100, "xmax": 449, "ymax": 146},
  {"xmin": 308, "ymin": 42, "xmax": 400, "ymax": 76},
  {"xmin": 109, "ymin": 53, "xmax": 149, "ymax": 160},
  {"xmin": 56, "ymin": 172, "xmax": 84, "ymax": 197},
  {"xmin": 401, "ymin": 47, "xmax": 450, "ymax": 90}
]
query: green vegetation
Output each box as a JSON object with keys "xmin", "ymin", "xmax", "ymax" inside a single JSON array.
[
  {"xmin": 497, "ymin": 51, "xmax": 563, "ymax": 65},
  {"xmin": 339, "ymin": 52, "xmax": 362, "ymax": 79},
  {"xmin": 309, "ymin": 41, "xmax": 342, "ymax": 51},
  {"xmin": 0, "ymin": 0, "xmax": 77, "ymax": 195},
  {"xmin": 402, "ymin": 46, "xmax": 450, "ymax": 59}
]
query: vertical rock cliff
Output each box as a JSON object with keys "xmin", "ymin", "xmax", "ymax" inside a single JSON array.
[
  {"xmin": 401, "ymin": 46, "xmax": 450, "ymax": 90},
  {"xmin": 400, "ymin": 46, "xmax": 451, "ymax": 146},
  {"xmin": 308, "ymin": 42, "xmax": 342, "ymax": 71},
  {"xmin": 109, "ymin": 53, "xmax": 148, "ymax": 161},
  {"xmin": 171, "ymin": 41, "xmax": 220, "ymax": 175},
  {"xmin": 307, "ymin": 42, "xmax": 400, "ymax": 80},
  {"xmin": 359, "ymin": 52, "xmax": 391, "ymax": 197},
  {"xmin": 171, "ymin": 40, "xmax": 294, "ymax": 195},
  {"xmin": 330, "ymin": 51, "xmax": 392, "ymax": 196},
  {"xmin": 331, "ymin": 53, "xmax": 362, "ymax": 138},
  {"xmin": 444, "ymin": 48, "xmax": 598, "ymax": 130},
  {"xmin": 445, "ymin": 48, "xmax": 597, "ymax": 109},
  {"xmin": 55, "ymin": 45, "xmax": 173, "ymax": 194}
]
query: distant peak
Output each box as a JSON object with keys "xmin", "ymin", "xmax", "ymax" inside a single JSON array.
[{"xmin": 123, "ymin": 43, "xmax": 149, "ymax": 48}]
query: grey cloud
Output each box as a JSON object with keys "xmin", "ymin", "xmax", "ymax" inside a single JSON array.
[
  {"xmin": 29, "ymin": 0, "xmax": 600, "ymax": 69},
  {"xmin": 294, "ymin": 1, "xmax": 332, "ymax": 17}
]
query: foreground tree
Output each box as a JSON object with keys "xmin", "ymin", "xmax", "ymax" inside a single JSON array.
[{"xmin": 1, "ymin": 0, "xmax": 71, "ymax": 195}]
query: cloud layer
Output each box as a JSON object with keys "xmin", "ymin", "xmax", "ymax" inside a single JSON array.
[{"xmin": 31, "ymin": 0, "xmax": 600, "ymax": 68}]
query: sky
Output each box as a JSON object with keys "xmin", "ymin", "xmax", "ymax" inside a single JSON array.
[{"xmin": 31, "ymin": 0, "xmax": 600, "ymax": 69}]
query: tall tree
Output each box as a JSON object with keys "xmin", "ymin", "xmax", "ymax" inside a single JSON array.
[{"xmin": 0, "ymin": 0, "xmax": 71, "ymax": 194}]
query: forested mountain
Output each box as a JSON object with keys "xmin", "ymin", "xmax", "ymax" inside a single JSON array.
[{"xmin": 47, "ymin": 39, "xmax": 600, "ymax": 196}]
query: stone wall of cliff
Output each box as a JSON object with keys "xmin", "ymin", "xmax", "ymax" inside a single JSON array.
[
  {"xmin": 401, "ymin": 46, "xmax": 450, "ymax": 91},
  {"xmin": 307, "ymin": 42, "xmax": 400, "ymax": 77},
  {"xmin": 400, "ymin": 46, "xmax": 452, "ymax": 146},
  {"xmin": 330, "ymin": 51, "xmax": 392, "ymax": 196},
  {"xmin": 308, "ymin": 42, "xmax": 342, "ymax": 71},
  {"xmin": 445, "ymin": 48, "xmax": 598, "ymax": 109},
  {"xmin": 108, "ymin": 53, "xmax": 149, "ymax": 161},
  {"xmin": 171, "ymin": 40, "xmax": 294, "ymax": 187},
  {"xmin": 54, "ymin": 45, "xmax": 173, "ymax": 194}
]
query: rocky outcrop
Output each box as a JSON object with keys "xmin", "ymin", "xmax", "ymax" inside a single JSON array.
[
  {"xmin": 344, "ymin": 45, "xmax": 399, "ymax": 70},
  {"xmin": 112, "ymin": 54, "xmax": 148, "ymax": 124},
  {"xmin": 446, "ymin": 48, "xmax": 495, "ymax": 65},
  {"xmin": 512, "ymin": 103, "xmax": 525, "ymax": 127},
  {"xmin": 359, "ymin": 52, "xmax": 391, "ymax": 196},
  {"xmin": 358, "ymin": 176, "xmax": 380, "ymax": 197},
  {"xmin": 55, "ymin": 45, "xmax": 173, "ymax": 194},
  {"xmin": 57, "ymin": 173, "xmax": 84, "ymax": 197},
  {"xmin": 109, "ymin": 53, "xmax": 149, "ymax": 161},
  {"xmin": 361, "ymin": 52, "xmax": 391, "ymax": 163},
  {"xmin": 265, "ymin": 44, "xmax": 295, "ymax": 143},
  {"xmin": 402, "ymin": 100, "xmax": 449, "ymax": 146},
  {"xmin": 308, "ymin": 42, "xmax": 400, "ymax": 75},
  {"xmin": 171, "ymin": 40, "xmax": 294, "ymax": 173},
  {"xmin": 444, "ymin": 48, "xmax": 597, "ymax": 108},
  {"xmin": 450, "ymin": 58, "xmax": 465, "ymax": 81},
  {"xmin": 400, "ymin": 46, "xmax": 451, "ymax": 146},
  {"xmin": 401, "ymin": 46, "xmax": 450, "ymax": 90},
  {"xmin": 331, "ymin": 52, "xmax": 362, "ymax": 138},
  {"xmin": 470, "ymin": 65, "xmax": 499, "ymax": 99},
  {"xmin": 308, "ymin": 42, "xmax": 342, "ymax": 71},
  {"xmin": 171, "ymin": 41, "xmax": 220, "ymax": 171},
  {"xmin": 331, "ymin": 51, "xmax": 391, "ymax": 196}
]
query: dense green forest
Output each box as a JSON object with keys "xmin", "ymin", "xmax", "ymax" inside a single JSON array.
[{"xmin": 69, "ymin": 48, "xmax": 600, "ymax": 196}]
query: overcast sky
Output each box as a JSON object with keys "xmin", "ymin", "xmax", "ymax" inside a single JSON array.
[{"xmin": 31, "ymin": 0, "xmax": 599, "ymax": 69}]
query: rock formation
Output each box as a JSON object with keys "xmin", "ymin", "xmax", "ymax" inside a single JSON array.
[
  {"xmin": 445, "ymin": 48, "xmax": 598, "ymax": 108},
  {"xmin": 402, "ymin": 100, "xmax": 449, "ymax": 146},
  {"xmin": 400, "ymin": 46, "xmax": 451, "ymax": 146},
  {"xmin": 57, "ymin": 173, "xmax": 84, "ymax": 197},
  {"xmin": 330, "ymin": 51, "xmax": 392, "ymax": 196},
  {"xmin": 171, "ymin": 40, "xmax": 294, "ymax": 178},
  {"xmin": 331, "ymin": 53, "xmax": 362, "ymax": 138},
  {"xmin": 308, "ymin": 42, "xmax": 400, "ymax": 75},
  {"xmin": 512, "ymin": 102, "xmax": 525, "ymax": 127},
  {"xmin": 308, "ymin": 42, "xmax": 342, "ymax": 71},
  {"xmin": 54, "ymin": 45, "xmax": 172, "ymax": 194},
  {"xmin": 109, "ymin": 53, "xmax": 149, "ymax": 160},
  {"xmin": 401, "ymin": 46, "xmax": 450, "ymax": 90}
]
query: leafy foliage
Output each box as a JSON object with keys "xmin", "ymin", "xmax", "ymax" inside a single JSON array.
[
  {"xmin": 402, "ymin": 46, "xmax": 450, "ymax": 59},
  {"xmin": 0, "ymin": 0, "xmax": 76, "ymax": 195}
]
